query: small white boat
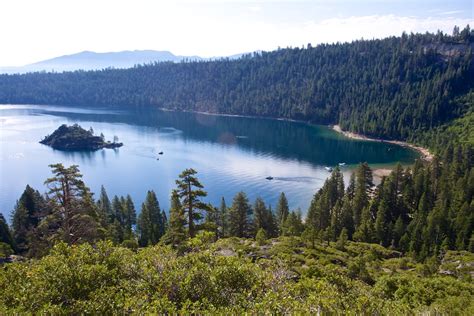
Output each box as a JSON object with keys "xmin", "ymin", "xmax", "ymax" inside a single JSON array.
[
  {"xmin": 338, "ymin": 163, "xmax": 346, "ymax": 166},
  {"xmin": 325, "ymin": 167, "xmax": 333, "ymax": 172}
]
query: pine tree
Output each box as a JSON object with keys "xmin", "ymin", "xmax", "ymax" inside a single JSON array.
[
  {"xmin": 203, "ymin": 204, "xmax": 219, "ymax": 240},
  {"xmin": 281, "ymin": 211, "xmax": 304, "ymax": 236},
  {"xmin": 0, "ymin": 214, "xmax": 14, "ymax": 254},
  {"xmin": 163, "ymin": 190, "xmax": 186, "ymax": 246},
  {"xmin": 111, "ymin": 196, "xmax": 124, "ymax": 242},
  {"xmin": 229, "ymin": 191, "xmax": 252, "ymax": 238},
  {"xmin": 302, "ymin": 226, "xmax": 318, "ymax": 248},
  {"xmin": 96, "ymin": 186, "xmax": 113, "ymax": 225},
  {"xmin": 123, "ymin": 195, "xmax": 137, "ymax": 240},
  {"xmin": 11, "ymin": 185, "xmax": 45, "ymax": 253},
  {"xmin": 266, "ymin": 205, "xmax": 279, "ymax": 238},
  {"xmin": 276, "ymin": 192, "xmax": 289, "ymax": 233},
  {"xmin": 340, "ymin": 195, "xmax": 355, "ymax": 238},
  {"xmin": 393, "ymin": 216, "xmax": 405, "ymax": 248},
  {"xmin": 137, "ymin": 190, "xmax": 165, "ymax": 246},
  {"xmin": 375, "ymin": 200, "xmax": 389, "ymax": 246},
  {"xmin": 353, "ymin": 207, "xmax": 375, "ymax": 243},
  {"xmin": 43, "ymin": 163, "xmax": 99, "ymax": 245},
  {"xmin": 175, "ymin": 168, "xmax": 210, "ymax": 238},
  {"xmin": 253, "ymin": 197, "xmax": 268, "ymax": 236},
  {"xmin": 336, "ymin": 228, "xmax": 348, "ymax": 250},
  {"xmin": 353, "ymin": 163, "xmax": 373, "ymax": 229},
  {"xmin": 217, "ymin": 197, "xmax": 229, "ymax": 238}
]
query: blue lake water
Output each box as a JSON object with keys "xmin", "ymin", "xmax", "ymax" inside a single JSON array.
[{"xmin": 0, "ymin": 104, "xmax": 419, "ymax": 219}]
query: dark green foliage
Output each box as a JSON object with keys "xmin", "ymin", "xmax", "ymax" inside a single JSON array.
[
  {"xmin": 275, "ymin": 192, "xmax": 289, "ymax": 232},
  {"xmin": 42, "ymin": 163, "xmax": 100, "ymax": 246},
  {"xmin": 39, "ymin": 124, "xmax": 122, "ymax": 151},
  {"xmin": 1, "ymin": 28, "xmax": 472, "ymax": 142},
  {"xmin": 307, "ymin": 167, "xmax": 345, "ymax": 234},
  {"xmin": 229, "ymin": 192, "xmax": 253, "ymax": 238},
  {"xmin": 281, "ymin": 210, "xmax": 304, "ymax": 237},
  {"xmin": 175, "ymin": 168, "xmax": 210, "ymax": 238},
  {"xmin": 0, "ymin": 215, "xmax": 14, "ymax": 255},
  {"xmin": 413, "ymin": 92, "xmax": 474, "ymax": 150},
  {"xmin": 306, "ymin": 143, "xmax": 473, "ymax": 261},
  {"xmin": 163, "ymin": 190, "xmax": 186, "ymax": 247},
  {"xmin": 10, "ymin": 185, "xmax": 45, "ymax": 254},
  {"xmin": 97, "ymin": 185, "xmax": 113, "ymax": 225},
  {"xmin": 253, "ymin": 197, "xmax": 278, "ymax": 238},
  {"xmin": 137, "ymin": 190, "xmax": 166, "ymax": 246},
  {"xmin": 217, "ymin": 197, "xmax": 229, "ymax": 238}
]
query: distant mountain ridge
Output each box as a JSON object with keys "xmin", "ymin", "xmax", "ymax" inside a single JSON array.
[
  {"xmin": 0, "ymin": 50, "xmax": 245, "ymax": 74},
  {"xmin": 0, "ymin": 27, "xmax": 472, "ymax": 145}
]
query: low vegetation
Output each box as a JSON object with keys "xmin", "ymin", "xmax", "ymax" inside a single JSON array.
[{"xmin": 0, "ymin": 237, "xmax": 472, "ymax": 314}]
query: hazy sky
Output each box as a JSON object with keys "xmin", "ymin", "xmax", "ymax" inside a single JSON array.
[{"xmin": 0, "ymin": 0, "xmax": 472, "ymax": 66}]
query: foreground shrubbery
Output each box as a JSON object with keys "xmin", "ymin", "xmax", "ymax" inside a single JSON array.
[{"xmin": 1, "ymin": 237, "xmax": 472, "ymax": 314}]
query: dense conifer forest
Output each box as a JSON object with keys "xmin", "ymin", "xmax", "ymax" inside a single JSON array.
[
  {"xmin": 0, "ymin": 26, "xmax": 472, "ymax": 143},
  {"xmin": 0, "ymin": 27, "xmax": 473, "ymax": 313}
]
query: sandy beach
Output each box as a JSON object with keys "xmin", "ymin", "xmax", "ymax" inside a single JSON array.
[{"xmin": 332, "ymin": 125, "xmax": 433, "ymax": 162}]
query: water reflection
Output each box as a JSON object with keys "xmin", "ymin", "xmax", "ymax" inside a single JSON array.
[{"xmin": 0, "ymin": 104, "xmax": 418, "ymax": 219}]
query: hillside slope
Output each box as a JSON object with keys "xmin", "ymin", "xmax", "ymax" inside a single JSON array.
[
  {"xmin": 0, "ymin": 27, "xmax": 472, "ymax": 143},
  {"xmin": 0, "ymin": 237, "xmax": 472, "ymax": 314}
]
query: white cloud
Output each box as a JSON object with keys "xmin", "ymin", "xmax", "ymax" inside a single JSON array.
[
  {"xmin": 298, "ymin": 15, "xmax": 473, "ymax": 45},
  {"xmin": 438, "ymin": 10, "xmax": 465, "ymax": 15},
  {"xmin": 0, "ymin": 0, "xmax": 472, "ymax": 66}
]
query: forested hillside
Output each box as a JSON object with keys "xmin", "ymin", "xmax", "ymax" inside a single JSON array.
[
  {"xmin": 1, "ymin": 26, "xmax": 473, "ymax": 314},
  {"xmin": 0, "ymin": 26, "xmax": 472, "ymax": 143}
]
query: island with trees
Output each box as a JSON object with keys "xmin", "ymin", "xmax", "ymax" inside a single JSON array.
[
  {"xmin": 39, "ymin": 124, "xmax": 123, "ymax": 151},
  {"xmin": 0, "ymin": 27, "xmax": 473, "ymax": 314}
]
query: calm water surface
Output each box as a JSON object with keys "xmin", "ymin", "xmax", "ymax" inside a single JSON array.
[{"xmin": 0, "ymin": 104, "xmax": 419, "ymax": 219}]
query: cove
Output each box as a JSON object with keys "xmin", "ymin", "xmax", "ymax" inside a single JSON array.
[{"xmin": 0, "ymin": 104, "xmax": 419, "ymax": 218}]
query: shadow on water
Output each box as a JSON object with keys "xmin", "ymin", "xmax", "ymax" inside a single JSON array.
[{"xmin": 31, "ymin": 105, "xmax": 419, "ymax": 166}]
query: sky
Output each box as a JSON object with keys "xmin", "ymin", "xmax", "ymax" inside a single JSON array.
[{"xmin": 0, "ymin": 0, "xmax": 472, "ymax": 67}]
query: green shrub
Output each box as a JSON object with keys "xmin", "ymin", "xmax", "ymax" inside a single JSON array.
[
  {"xmin": 0, "ymin": 242, "xmax": 13, "ymax": 257},
  {"xmin": 255, "ymin": 228, "xmax": 267, "ymax": 246}
]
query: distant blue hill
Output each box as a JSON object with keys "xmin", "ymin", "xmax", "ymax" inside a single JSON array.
[{"xmin": 0, "ymin": 50, "xmax": 246, "ymax": 74}]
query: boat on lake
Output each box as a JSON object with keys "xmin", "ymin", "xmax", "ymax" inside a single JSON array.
[
  {"xmin": 325, "ymin": 167, "xmax": 333, "ymax": 172},
  {"xmin": 266, "ymin": 176, "xmax": 274, "ymax": 180}
]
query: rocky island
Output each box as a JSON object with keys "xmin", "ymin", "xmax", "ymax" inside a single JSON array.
[{"xmin": 40, "ymin": 124, "xmax": 123, "ymax": 151}]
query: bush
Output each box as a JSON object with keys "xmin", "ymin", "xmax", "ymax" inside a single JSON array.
[
  {"xmin": 0, "ymin": 239, "xmax": 472, "ymax": 313},
  {"xmin": 255, "ymin": 229, "xmax": 267, "ymax": 246},
  {"xmin": 0, "ymin": 242, "xmax": 13, "ymax": 258}
]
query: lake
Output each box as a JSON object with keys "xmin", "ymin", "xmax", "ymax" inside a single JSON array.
[{"xmin": 0, "ymin": 104, "xmax": 419, "ymax": 219}]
